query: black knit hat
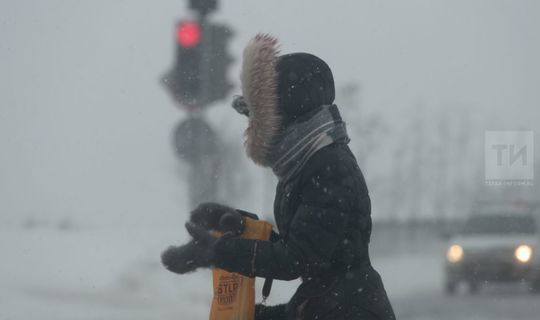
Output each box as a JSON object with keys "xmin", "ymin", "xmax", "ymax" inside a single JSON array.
[{"xmin": 276, "ymin": 53, "xmax": 335, "ymax": 126}]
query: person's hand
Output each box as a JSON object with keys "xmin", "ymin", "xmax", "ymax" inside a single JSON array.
[
  {"xmin": 160, "ymin": 236, "xmax": 213, "ymax": 274},
  {"xmin": 159, "ymin": 223, "xmax": 217, "ymax": 274},
  {"xmin": 160, "ymin": 222, "xmax": 234, "ymax": 274},
  {"xmin": 185, "ymin": 221, "xmax": 237, "ymax": 252},
  {"xmin": 184, "ymin": 221, "xmax": 219, "ymax": 257},
  {"xmin": 189, "ymin": 203, "xmax": 246, "ymax": 235}
]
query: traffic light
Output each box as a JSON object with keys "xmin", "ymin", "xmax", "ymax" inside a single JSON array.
[
  {"xmin": 162, "ymin": 21, "xmax": 203, "ymax": 107},
  {"xmin": 162, "ymin": 20, "xmax": 234, "ymax": 109},
  {"xmin": 201, "ymin": 23, "xmax": 234, "ymax": 106}
]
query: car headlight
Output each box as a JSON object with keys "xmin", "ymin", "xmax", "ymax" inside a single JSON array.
[
  {"xmin": 447, "ymin": 244, "xmax": 464, "ymax": 263},
  {"xmin": 515, "ymin": 245, "xmax": 532, "ymax": 263}
]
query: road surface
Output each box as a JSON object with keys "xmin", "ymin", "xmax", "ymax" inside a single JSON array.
[{"xmin": 2, "ymin": 226, "xmax": 539, "ymax": 319}]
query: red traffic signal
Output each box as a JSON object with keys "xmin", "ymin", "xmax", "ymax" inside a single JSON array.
[
  {"xmin": 176, "ymin": 21, "xmax": 201, "ymax": 48},
  {"xmin": 163, "ymin": 20, "xmax": 233, "ymax": 108}
]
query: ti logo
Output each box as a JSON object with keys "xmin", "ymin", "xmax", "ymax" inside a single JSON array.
[{"xmin": 485, "ymin": 131, "xmax": 534, "ymax": 186}]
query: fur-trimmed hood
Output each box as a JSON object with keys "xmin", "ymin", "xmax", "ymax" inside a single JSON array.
[
  {"xmin": 240, "ymin": 34, "xmax": 336, "ymax": 167},
  {"xmin": 241, "ymin": 34, "xmax": 282, "ymax": 166}
]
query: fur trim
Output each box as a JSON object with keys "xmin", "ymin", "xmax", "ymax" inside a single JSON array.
[{"xmin": 241, "ymin": 34, "xmax": 282, "ymax": 166}]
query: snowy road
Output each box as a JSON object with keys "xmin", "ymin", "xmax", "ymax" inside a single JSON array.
[
  {"xmin": 2, "ymin": 226, "xmax": 539, "ymax": 320},
  {"xmin": 375, "ymin": 248, "xmax": 540, "ymax": 320},
  {"xmin": 393, "ymin": 288, "xmax": 540, "ymax": 320}
]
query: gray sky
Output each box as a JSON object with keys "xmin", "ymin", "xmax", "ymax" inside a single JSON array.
[{"xmin": 1, "ymin": 0, "xmax": 538, "ymax": 226}]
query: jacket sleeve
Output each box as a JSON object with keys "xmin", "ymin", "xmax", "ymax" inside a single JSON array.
[{"xmin": 214, "ymin": 155, "xmax": 355, "ymax": 280}]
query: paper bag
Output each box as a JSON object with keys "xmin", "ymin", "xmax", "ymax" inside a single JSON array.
[{"xmin": 209, "ymin": 217, "xmax": 273, "ymax": 320}]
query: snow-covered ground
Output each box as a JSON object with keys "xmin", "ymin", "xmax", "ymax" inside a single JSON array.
[
  {"xmin": 1, "ymin": 224, "xmax": 208, "ymax": 320},
  {"xmin": 1, "ymin": 224, "xmax": 539, "ymax": 320}
]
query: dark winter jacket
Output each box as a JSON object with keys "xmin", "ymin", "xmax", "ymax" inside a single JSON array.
[
  {"xmin": 214, "ymin": 34, "xmax": 395, "ymax": 319},
  {"xmin": 213, "ymin": 141, "xmax": 395, "ymax": 319}
]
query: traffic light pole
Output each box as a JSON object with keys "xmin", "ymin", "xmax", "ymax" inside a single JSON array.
[{"xmin": 187, "ymin": 10, "xmax": 214, "ymax": 208}]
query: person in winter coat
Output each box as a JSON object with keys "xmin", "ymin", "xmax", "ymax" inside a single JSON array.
[{"xmin": 161, "ymin": 34, "xmax": 396, "ymax": 320}]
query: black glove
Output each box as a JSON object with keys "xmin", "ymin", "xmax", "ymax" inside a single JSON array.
[
  {"xmin": 161, "ymin": 203, "xmax": 254, "ymax": 274},
  {"xmin": 185, "ymin": 221, "xmax": 219, "ymax": 257},
  {"xmin": 160, "ymin": 240, "xmax": 209, "ymax": 274},
  {"xmin": 160, "ymin": 222, "xmax": 233, "ymax": 274},
  {"xmin": 190, "ymin": 202, "xmax": 246, "ymax": 235}
]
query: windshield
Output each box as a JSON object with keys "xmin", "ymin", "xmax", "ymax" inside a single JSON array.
[{"xmin": 462, "ymin": 214, "xmax": 537, "ymax": 235}]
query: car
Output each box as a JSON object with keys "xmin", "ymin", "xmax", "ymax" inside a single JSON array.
[{"xmin": 444, "ymin": 206, "xmax": 540, "ymax": 294}]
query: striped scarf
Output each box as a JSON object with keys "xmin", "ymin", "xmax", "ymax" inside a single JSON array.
[{"xmin": 270, "ymin": 104, "xmax": 350, "ymax": 182}]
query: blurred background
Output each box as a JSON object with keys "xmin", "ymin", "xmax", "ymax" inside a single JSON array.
[{"xmin": 1, "ymin": 0, "xmax": 539, "ymax": 319}]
